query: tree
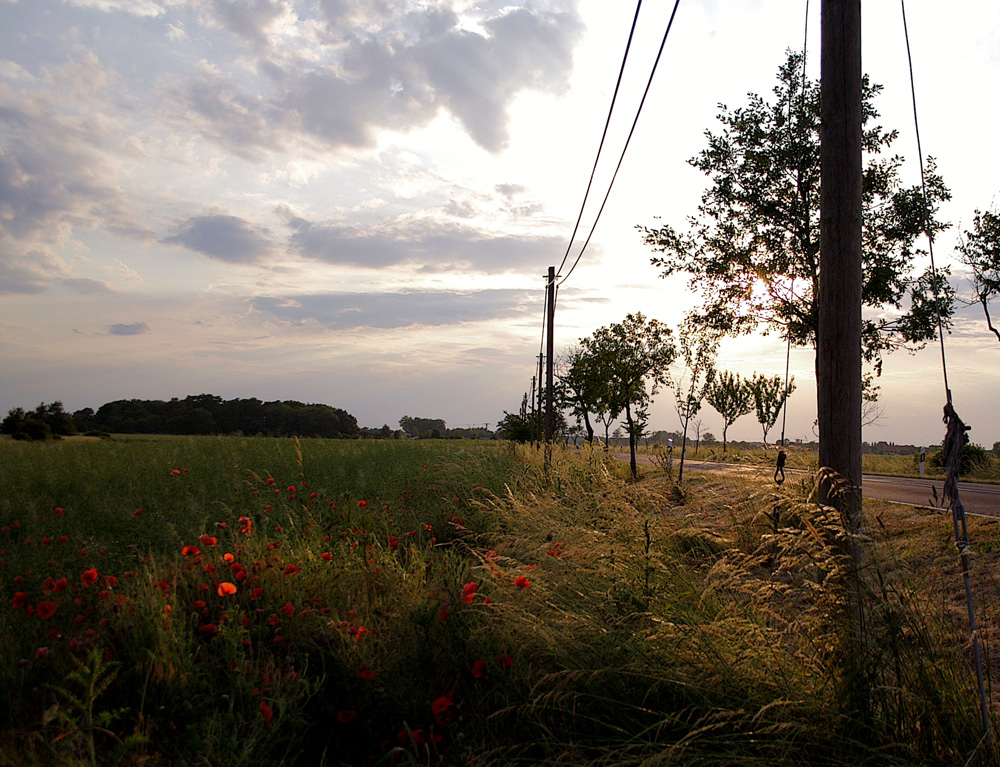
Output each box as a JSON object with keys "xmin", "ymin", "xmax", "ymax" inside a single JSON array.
[
  {"xmin": 639, "ymin": 50, "xmax": 954, "ymax": 384},
  {"xmin": 672, "ymin": 329, "xmax": 717, "ymax": 481},
  {"xmin": 705, "ymin": 370, "xmax": 754, "ymax": 452},
  {"xmin": 956, "ymin": 204, "xmax": 1000, "ymax": 343},
  {"xmin": 750, "ymin": 373, "xmax": 795, "ymax": 447},
  {"xmin": 557, "ymin": 345, "xmax": 604, "ymax": 445},
  {"xmin": 580, "ymin": 313, "xmax": 676, "ymax": 478},
  {"xmin": 496, "ymin": 412, "xmax": 533, "ymax": 443}
]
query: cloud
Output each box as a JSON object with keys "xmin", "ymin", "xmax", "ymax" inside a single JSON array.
[
  {"xmin": 164, "ymin": 214, "xmax": 274, "ymax": 263},
  {"xmin": 60, "ymin": 277, "xmax": 116, "ymax": 294},
  {"xmin": 251, "ymin": 289, "xmax": 537, "ymax": 329},
  {"xmin": 287, "ymin": 215, "xmax": 563, "ymax": 273},
  {"xmin": 170, "ymin": 2, "xmax": 583, "ymax": 155},
  {"xmin": 64, "ymin": 0, "xmax": 166, "ymax": 16},
  {"xmin": 109, "ymin": 322, "xmax": 151, "ymax": 335}
]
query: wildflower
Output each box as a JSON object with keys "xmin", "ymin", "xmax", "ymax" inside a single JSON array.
[
  {"xmin": 461, "ymin": 582, "xmax": 478, "ymax": 604},
  {"xmin": 280, "ymin": 603, "xmax": 295, "ymax": 618},
  {"xmin": 283, "ymin": 564, "xmax": 300, "ymax": 576},
  {"xmin": 287, "ymin": 486, "xmax": 296, "ymax": 494},
  {"xmin": 133, "ymin": 509, "xmax": 143, "ymax": 518},
  {"xmin": 337, "ymin": 710, "xmax": 356, "ymax": 724},
  {"xmin": 514, "ymin": 575, "xmax": 531, "ymax": 589},
  {"xmin": 238, "ymin": 517, "xmax": 253, "ymax": 535},
  {"xmin": 223, "ymin": 552, "xmax": 235, "ymax": 563},
  {"xmin": 181, "ymin": 545, "xmax": 200, "ymax": 557},
  {"xmin": 321, "ymin": 552, "xmax": 332, "ymax": 561},
  {"xmin": 260, "ymin": 701, "xmax": 273, "ymax": 723},
  {"xmin": 266, "ymin": 477, "xmax": 276, "ymax": 485},
  {"xmin": 170, "ymin": 469, "xmax": 181, "ymax": 476},
  {"xmin": 11, "ymin": 592, "xmax": 28, "ymax": 609},
  {"xmin": 35, "ymin": 647, "xmax": 49, "ymax": 659},
  {"xmin": 198, "ymin": 623, "xmax": 219, "ymax": 636},
  {"xmin": 471, "ymin": 659, "xmax": 487, "ymax": 679},
  {"xmin": 431, "ymin": 695, "xmax": 453, "ymax": 727},
  {"xmin": 217, "ymin": 582, "xmax": 237, "ymax": 597},
  {"xmin": 387, "ymin": 536, "xmax": 399, "ymax": 550},
  {"xmin": 495, "ymin": 653, "xmax": 513, "ymax": 668},
  {"xmin": 357, "ymin": 500, "xmax": 367, "ymax": 508},
  {"xmin": 36, "ymin": 602, "xmax": 58, "ymax": 619},
  {"xmin": 357, "ymin": 664, "xmax": 375, "ymax": 680},
  {"xmin": 81, "ymin": 567, "xmax": 99, "ymax": 586},
  {"xmin": 198, "ymin": 535, "xmax": 218, "ymax": 548}
]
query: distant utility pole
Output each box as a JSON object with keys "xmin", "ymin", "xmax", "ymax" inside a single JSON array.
[
  {"xmin": 545, "ymin": 266, "xmax": 556, "ymax": 455},
  {"xmin": 818, "ymin": 0, "xmax": 863, "ymax": 534}
]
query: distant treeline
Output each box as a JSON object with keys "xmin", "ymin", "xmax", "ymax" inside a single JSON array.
[{"xmin": 2, "ymin": 395, "xmax": 359, "ymax": 439}]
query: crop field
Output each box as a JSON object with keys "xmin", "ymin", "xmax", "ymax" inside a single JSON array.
[{"xmin": 2, "ymin": 436, "xmax": 1000, "ymax": 766}]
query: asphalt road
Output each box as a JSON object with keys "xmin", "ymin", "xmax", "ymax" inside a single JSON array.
[{"xmin": 633, "ymin": 456, "xmax": 1000, "ymax": 517}]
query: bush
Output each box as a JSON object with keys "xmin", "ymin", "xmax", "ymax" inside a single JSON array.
[{"xmin": 927, "ymin": 443, "xmax": 992, "ymax": 476}]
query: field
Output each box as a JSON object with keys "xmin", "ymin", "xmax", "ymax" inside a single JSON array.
[{"xmin": 2, "ymin": 436, "xmax": 1000, "ymax": 766}]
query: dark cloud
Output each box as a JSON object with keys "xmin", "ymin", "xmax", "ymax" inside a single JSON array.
[
  {"xmin": 176, "ymin": 2, "xmax": 583, "ymax": 154},
  {"xmin": 287, "ymin": 216, "xmax": 562, "ymax": 273},
  {"xmin": 252, "ymin": 289, "xmax": 536, "ymax": 329},
  {"xmin": 164, "ymin": 215, "xmax": 274, "ymax": 262},
  {"xmin": 109, "ymin": 322, "xmax": 151, "ymax": 335}
]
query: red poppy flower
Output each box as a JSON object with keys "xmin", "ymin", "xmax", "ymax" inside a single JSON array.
[
  {"xmin": 514, "ymin": 575, "xmax": 531, "ymax": 589},
  {"xmin": 198, "ymin": 623, "xmax": 219, "ymax": 636},
  {"xmin": 11, "ymin": 592, "xmax": 28, "ymax": 609},
  {"xmin": 337, "ymin": 709, "xmax": 356, "ymax": 724},
  {"xmin": 431, "ymin": 695, "xmax": 453, "ymax": 727},
  {"xmin": 387, "ymin": 536, "xmax": 399, "ymax": 550},
  {"xmin": 238, "ymin": 517, "xmax": 253, "ymax": 534},
  {"xmin": 471, "ymin": 659, "xmax": 487, "ymax": 679},
  {"xmin": 217, "ymin": 582, "xmax": 237, "ymax": 597},
  {"xmin": 357, "ymin": 500, "xmax": 367, "ymax": 508},
  {"xmin": 223, "ymin": 552, "xmax": 235, "ymax": 563},
  {"xmin": 286, "ymin": 486, "xmax": 296, "ymax": 494},
  {"xmin": 36, "ymin": 601, "xmax": 58, "ymax": 619},
  {"xmin": 280, "ymin": 603, "xmax": 295, "ymax": 618},
  {"xmin": 461, "ymin": 582, "xmax": 478, "ymax": 604},
  {"xmin": 265, "ymin": 477, "xmax": 275, "ymax": 485},
  {"xmin": 133, "ymin": 509, "xmax": 143, "ymax": 518},
  {"xmin": 260, "ymin": 701, "xmax": 273, "ymax": 722},
  {"xmin": 181, "ymin": 545, "xmax": 200, "ymax": 557},
  {"xmin": 357, "ymin": 664, "xmax": 375, "ymax": 680},
  {"xmin": 54, "ymin": 507, "xmax": 65, "ymax": 516},
  {"xmin": 283, "ymin": 564, "xmax": 300, "ymax": 576},
  {"xmin": 198, "ymin": 535, "xmax": 218, "ymax": 548},
  {"xmin": 170, "ymin": 469, "xmax": 181, "ymax": 475},
  {"xmin": 321, "ymin": 552, "xmax": 332, "ymax": 561},
  {"xmin": 81, "ymin": 568, "xmax": 99, "ymax": 586},
  {"xmin": 35, "ymin": 647, "xmax": 49, "ymax": 659}
]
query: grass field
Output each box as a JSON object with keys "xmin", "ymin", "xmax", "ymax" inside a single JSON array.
[{"xmin": 2, "ymin": 436, "xmax": 999, "ymax": 765}]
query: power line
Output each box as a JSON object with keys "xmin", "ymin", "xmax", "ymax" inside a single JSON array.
[{"xmin": 559, "ymin": 0, "xmax": 682, "ymax": 287}]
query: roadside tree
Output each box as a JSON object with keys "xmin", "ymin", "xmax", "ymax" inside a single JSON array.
[{"xmin": 705, "ymin": 370, "xmax": 754, "ymax": 452}]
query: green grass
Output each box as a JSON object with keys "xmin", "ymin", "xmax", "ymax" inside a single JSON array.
[{"xmin": 0, "ymin": 437, "xmax": 997, "ymax": 765}]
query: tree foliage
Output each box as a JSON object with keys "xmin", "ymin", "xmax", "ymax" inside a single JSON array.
[
  {"xmin": 2, "ymin": 401, "xmax": 76, "ymax": 441},
  {"xmin": 956, "ymin": 204, "xmax": 1000, "ymax": 343},
  {"xmin": 579, "ymin": 313, "xmax": 676, "ymax": 478},
  {"xmin": 705, "ymin": 371, "xmax": 754, "ymax": 452},
  {"xmin": 672, "ymin": 329, "xmax": 717, "ymax": 480},
  {"xmin": 639, "ymin": 51, "xmax": 954, "ymax": 378},
  {"xmin": 750, "ymin": 373, "xmax": 796, "ymax": 447}
]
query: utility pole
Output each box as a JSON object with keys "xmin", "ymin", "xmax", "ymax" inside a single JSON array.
[
  {"xmin": 545, "ymin": 267, "xmax": 556, "ymax": 458},
  {"xmin": 818, "ymin": 0, "xmax": 862, "ymax": 534}
]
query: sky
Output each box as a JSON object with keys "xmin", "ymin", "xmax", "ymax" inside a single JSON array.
[{"xmin": 1, "ymin": 0, "xmax": 999, "ymax": 447}]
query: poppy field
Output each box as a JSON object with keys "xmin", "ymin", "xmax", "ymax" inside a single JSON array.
[{"xmin": 1, "ymin": 436, "xmax": 998, "ymax": 766}]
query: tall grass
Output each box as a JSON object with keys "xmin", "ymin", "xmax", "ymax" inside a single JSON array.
[{"xmin": 0, "ymin": 437, "xmax": 996, "ymax": 765}]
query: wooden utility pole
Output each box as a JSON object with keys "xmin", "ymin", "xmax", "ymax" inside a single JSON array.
[
  {"xmin": 818, "ymin": 0, "xmax": 863, "ymax": 533},
  {"xmin": 545, "ymin": 267, "xmax": 556, "ymax": 467}
]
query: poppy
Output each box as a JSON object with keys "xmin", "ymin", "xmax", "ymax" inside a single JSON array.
[
  {"xmin": 36, "ymin": 601, "xmax": 58, "ymax": 619},
  {"xmin": 287, "ymin": 486, "xmax": 296, "ymax": 494},
  {"xmin": 337, "ymin": 709, "xmax": 356, "ymax": 724},
  {"xmin": 133, "ymin": 509, "xmax": 143, "ymax": 518},
  {"xmin": 198, "ymin": 535, "xmax": 218, "ymax": 548},
  {"xmin": 223, "ymin": 552, "xmax": 235, "ymax": 563},
  {"xmin": 514, "ymin": 575, "xmax": 531, "ymax": 589},
  {"xmin": 280, "ymin": 603, "xmax": 295, "ymax": 618},
  {"xmin": 35, "ymin": 647, "xmax": 49, "ymax": 659},
  {"xmin": 321, "ymin": 552, "xmax": 332, "ymax": 561},
  {"xmin": 471, "ymin": 659, "xmax": 487, "ymax": 679},
  {"xmin": 260, "ymin": 701, "xmax": 273, "ymax": 722},
  {"xmin": 283, "ymin": 564, "xmax": 300, "ymax": 576},
  {"xmin": 217, "ymin": 582, "xmax": 237, "ymax": 597},
  {"xmin": 170, "ymin": 469, "xmax": 181, "ymax": 475},
  {"xmin": 11, "ymin": 592, "xmax": 28, "ymax": 609},
  {"xmin": 181, "ymin": 545, "xmax": 200, "ymax": 557},
  {"xmin": 357, "ymin": 500, "xmax": 367, "ymax": 508},
  {"xmin": 198, "ymin": 623, "xmax": 219, "ymax": 636},
  {"xmin": 265, "ymin": 477, "xmax": 276, "ymax": 485},
  {"xmin": 461, "ymin": 582, "xmax": 478, "ymax": 604},
  {"xmin": 81, "ymin": 568, "xmax": 99, "ymax": 586},
  {"xmin": 357, "ymin": 664, "xmax": 375, "ymax": 680},
  {"xmin": 431, "ymin": 695, "xmax": 453, "ymax": 727}
]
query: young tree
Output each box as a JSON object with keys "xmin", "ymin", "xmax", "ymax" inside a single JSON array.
[
  {"xmin": 956, "ymin": 204, "xmax": 1000, "ymax": 343},
  {"xmin": 672, "ymin": 330, "xmax": 717, "ymax": 481},
  {"xmin": 580, "ymin": 313, "xmax": 676, "ymax": 478},
  {"xmin": 704, "ymin": 370, "xmax": 754, "ymax": 452},
  {"xmin": 750, "ymin": 373, "xmax": 796, "ymax": 447},
  {"xmin": 557, "ymin": 345, "xmax": 603, "ymax": 445},
  {"xmin": 639, "ymin": 50, "xmax": 954, "ymax": 388}
]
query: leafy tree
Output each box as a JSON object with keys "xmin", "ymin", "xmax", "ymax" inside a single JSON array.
[
  {"xmin": 705, "ymin": 371, "xmax": 754, "ymax": 452},
  {"xmin": 639, "ymin": 50, "xmax": 954, "ymax": 386},
  {"xmin": 672, "ymin": 330, "xmax": 717, "ymax": 481},
  {"xmin": 496, "ymin": 412, "xmax": 533, "ymax": 443},
  {"xmin": 557, "ymin": 345, "xmax": 605, "ymax": 445},
  {"xmin": 750, "ymin": 373, "xmax": 796, "ymax": 447},
  {"xmin": 956, "ymin": 204, "xmax": 1000, "ymax": 343},
  {"xmin": 399, "ymin": 416, "xmax": 447, "ymax": 439},
  {"xmin": 580, "ymin": 313, "xmax": 676, "ymax": 478}
]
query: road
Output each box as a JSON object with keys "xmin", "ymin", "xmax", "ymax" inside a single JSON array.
[{"xmin": 629, "ymin": 456, "xmax": 1000, "ymax": 517}]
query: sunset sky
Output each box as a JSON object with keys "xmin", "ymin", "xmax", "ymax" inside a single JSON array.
[{"xmin": 2, "ymin": 0, "xmax": 999, "ymax": 446}]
